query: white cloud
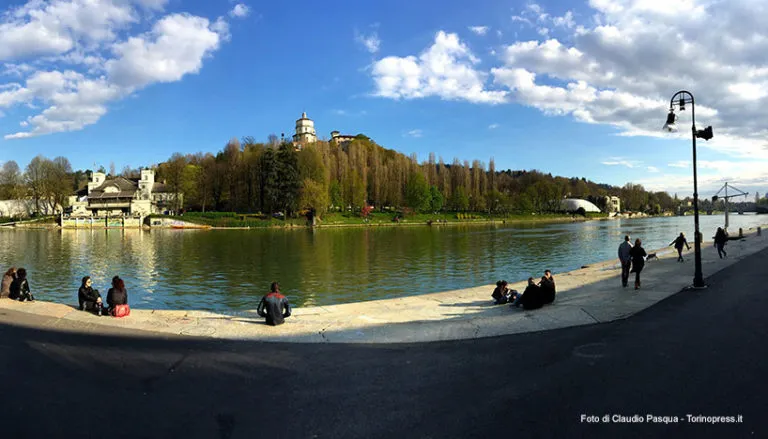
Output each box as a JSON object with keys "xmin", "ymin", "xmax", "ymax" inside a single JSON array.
[
  {"xmin": 371, "ymin": 31, "xmax": 507, "ymax": 104},
  {"xmin": 229, "ymin": 4, "xmax": 250, "ymax": 18},
  {"xmin": 647, "ymin": 166, "xmax": 660, "ymax": 173},
  {"xmin": 468, "ymin": 26, "xmax": 489, "ymax": 36},
  {"xmin": 668, "ymin": 161, "xmax": 690, "ymax": 168},
  {"xmin": 355, "ymin": 30, "xmax": 381, "ymax": 54},
  {"xmin": 405, "ymin": 129, "xmax": 423, "ymax": 138},
  {"xmin": 488, "ymin": 123, "xmax": 499, "ymax": 129},
  {"xmin": 601, "ymin": 158, "xmax": 640, "ymax": 168},
  {"xmin": 0, "ymin": 1, "xmax": 230, "ymax": 139}
]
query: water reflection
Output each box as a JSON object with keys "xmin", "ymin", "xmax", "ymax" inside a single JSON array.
[{"xmin": 0, "ymin": 214, "xmax": 765, "ymax": 312}]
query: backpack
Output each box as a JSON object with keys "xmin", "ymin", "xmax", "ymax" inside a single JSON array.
[{"xmin": 111, "ymin": 304, "xmax": 131, "ymax": 318}]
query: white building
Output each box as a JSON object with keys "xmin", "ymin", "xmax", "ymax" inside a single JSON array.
[
  {"xmin": 68, "ymin": 169, "xmax": 180, "ymax": 217},
  {"xmin": 561, "ymin": 198, "xmax": 602, "ymax": 213},
  {"xmin": 604, "ymin": 195, "xmax": 621, "ymax": 213},
  {"xmin": 292, "ymin": 112, "xmax": 317, "ymax": 146},
  {"xmin": 330, "ymin": 131, "xmax": 357, "ymax": 147}
]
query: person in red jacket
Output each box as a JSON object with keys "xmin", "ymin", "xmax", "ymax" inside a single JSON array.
[{"xmin": 257, "ymin": 282, "xmax": 292, "ymax": 326}]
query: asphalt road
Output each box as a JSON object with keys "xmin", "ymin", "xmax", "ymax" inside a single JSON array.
[{"xmin": 2, "ymin": 248, "xmax": 767, "ymax": 439}]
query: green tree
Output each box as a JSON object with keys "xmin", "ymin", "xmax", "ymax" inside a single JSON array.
[
  {"xmin": 299, "ymin": 178, "xmax": 329, "ymax": 217},
  {"xmin": 429, "ymin": 185, "xmax": 444, "ymax": 212},
  {"xmin": 276, "ymin": 143, "xmax": 300, "ymax": 215},
  {"xmin": 329, "ymin": 180, "xmax": 342, "ymax": 211},
  {"xmin": 405, "ymin": 171, "xmax": 430, "ymax": 212},
  {"xmin": 450, "ymin": 186, "xmax": 470, "ymax": 211}
]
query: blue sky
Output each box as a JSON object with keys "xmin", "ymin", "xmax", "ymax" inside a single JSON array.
[{"xmin": 1, "ymin": 0, "xmax": 767, "ymax": 198}]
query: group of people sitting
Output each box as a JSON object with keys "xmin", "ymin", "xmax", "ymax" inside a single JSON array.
[
  {"xmin": 1, "ymin": 267, "xmax": 33, "ymax": 302},
  {"xmin": 491, "ymin": 270, "xmax": 556, "ymax": 310},
  {"xmin": 1, "ymin": 267, "xmax": 129, "ymax": 317},
  {"xmin": 77, "ymin": 275, "xmax": 129, "ymax": 317}
]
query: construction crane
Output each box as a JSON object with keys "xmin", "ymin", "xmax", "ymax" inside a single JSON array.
[{"xmin": 711, "ymin": 182, "xmax": 748, "ymax": 232}]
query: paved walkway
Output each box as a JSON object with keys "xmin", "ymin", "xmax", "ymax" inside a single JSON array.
[{"xmin": 2, "ymin": 226, "xmax": 767, "ymax": 343}]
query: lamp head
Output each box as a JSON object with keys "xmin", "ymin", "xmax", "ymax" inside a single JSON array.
[{"xmin": 663, "ymin": 110, "xmax": 678, "ymax": 132}]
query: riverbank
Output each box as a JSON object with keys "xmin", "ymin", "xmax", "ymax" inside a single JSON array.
[{"xmin": 2, "ymin": 225, "xmax": 766, "ymax": 343}]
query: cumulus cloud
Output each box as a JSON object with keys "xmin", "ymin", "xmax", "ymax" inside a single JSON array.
[
  {"xmin": 355, "ymin": 30, "xmax": 381, "ymax": 54},
  {"xmin": 405, "ymin": 129, "xmax": 423, "ymax": 138},
  {"xmin": 0, "ymin": 0, "xmax": 231, "ymax": 139},
  {"xmin": 371, "ymin": 31, "xmax": 507, "ymax": 104},
  {"xmin": 468, "ymin": 26, "xmax": 489, "ymax": 36},
  {"xmin": 229, "ymin": 3, "xmax": 250, "ymax": 18},
  {"xmin": 369, "ymin": 0, "xmax": 768, "ymax": 193}
]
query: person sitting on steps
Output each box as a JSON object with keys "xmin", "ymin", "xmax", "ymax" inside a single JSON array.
[
  {"xmin": 510, "ymin": 278, "xmax": 544, "ymax": 310},
  {"xmin": 257, "ymin": 282, "xmax": 292, "ymax": 326},
  {"xmin": 8, "ymin": 268, "xmax": 33, "ymax": 302},
  {"xmin": 78, "ymin": 276, "xmax": 104, "ymax": 316},
  {"xmin": 106, "ymin": 276, "xmax": 128, "ymax": 314},
  {"xmin": 539, "ymin": 270, "xmax": 556, "ymax": 304}
]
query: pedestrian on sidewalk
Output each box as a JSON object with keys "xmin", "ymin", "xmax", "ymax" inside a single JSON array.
[
  {"xmin": 669, "ymin": 232, "xmax": 691, "ymax": 262},
  {"xmin": 714, "ymin": 227, "xmax": 728, "ymax": 259},
  {"xmin": 257, "ymin": 282, "xmax": 292, "ymax": 326},
  {"xmin": 629, "ymin": 239, "xmax": 647, "ymax": 290},
  {"xmin": 617, "ymin": 236, "xmax": 633, "ymax": 287}
]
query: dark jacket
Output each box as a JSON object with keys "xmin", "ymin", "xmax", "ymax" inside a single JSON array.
[
  {"xmin": 257, "ymin": 292, "xmax": 292, "ymax": 326},
  {"xmin": 629, "ymin": 246, "xmax": 647, "ymax": 272},
  {"xmin": 9, "ymin": 278, "xmax": 30, "ymax": 301},
  {"xmin": 491, "ymin": 286, "xmax": 506, "ymax": 302},
  {"xmin": 520, "ymin": 285, "xmax": 544, "ymax": 310},
  {"xmin": 107, "ymin": 288, "xmax": 128, "ymax": 308},
  {"xmin": 78, "ymin": 286, "xmax": 101, "ymax": 304},
  {"xmin": 714, "ymin": 230, "xmax": 728, "ymax": 245},
  {"xmin": 671, "ymin": 236, "xmax": 689, "ymax": 250},
  {"xmin": 540, "ymin": 276, "xmax": 556, "ymax": 304}
]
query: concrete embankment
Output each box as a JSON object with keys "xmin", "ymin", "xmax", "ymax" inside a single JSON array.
[{"xmin": 2, "ymin": 227, "xmax": 766, "ymax": 343}]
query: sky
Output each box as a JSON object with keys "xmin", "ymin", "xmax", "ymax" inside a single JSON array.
[{"xmin": 1, "ymin": 0, "xmax": 767, "ymax": 199}]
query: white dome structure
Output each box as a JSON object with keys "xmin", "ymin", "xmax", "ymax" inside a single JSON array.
[
  {"xmin": 293, "ymin": 112, "xmax": 317, "ymax": 145},
  {"xmin": 561, "ymin": 198, "xmax": 601, "ymax": 213}
]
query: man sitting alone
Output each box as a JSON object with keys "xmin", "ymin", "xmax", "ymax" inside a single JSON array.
[{"xmin": 257, "ymin": 282, "xmax": 292, "ymax": 326}]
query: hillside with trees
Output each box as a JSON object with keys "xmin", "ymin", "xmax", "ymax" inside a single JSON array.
[{"xmin": 1, "ymin": 135, "xmax": 681, "ymax": 218}]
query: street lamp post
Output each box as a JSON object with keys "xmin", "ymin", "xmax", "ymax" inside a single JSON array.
[{"xmin": 663, "ymin": 91, "xmax": 713, "ymax": 288}]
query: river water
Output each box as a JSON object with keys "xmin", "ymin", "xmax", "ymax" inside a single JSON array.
[{"xmin": 2, "ymin": 214, "xmax": 765, "ymax": 311}]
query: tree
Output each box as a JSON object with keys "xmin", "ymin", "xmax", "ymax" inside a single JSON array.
[
  {"xmin": 298, "ymin": 178, "xmax": 329, "ymax": 217},
  {"xmin": 429, "ymin": 185, "xmax": 444, "ymax": 212},
  {"xmin": 450, "ymin": 186, "xmax": 470, "ymax": 211},
  {"xmin": 405, "ymin": 171, "xmax": 430, "ymax": 212},
  {"xmin": 0, "ymin": 160, "xmax": 24, "ymax": 200},
  {"xmin": 329, "ymin": 181, "xmax": 342, "ymax": 211},
  {"xmin": 25, "ymin": 155, "xmax": 48, "ymax": 214}
]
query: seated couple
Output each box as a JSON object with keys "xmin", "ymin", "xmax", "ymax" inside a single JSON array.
[
  {"xmin": 78, "ymin": 276, "xmax": 128, "ymax": 316},
  {"xmin": 491, "ymin": 280, "xmax": 520, "ymax": 305},
  {"xmin": 510, "ymin": 270, "xmax": 557, "ymax": 310}
]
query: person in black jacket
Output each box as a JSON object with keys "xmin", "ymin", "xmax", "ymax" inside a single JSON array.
[
  {"xmin": 9, "ymin": 268, "xmax": 33, "ymax": 302},
  {"xmin": 629, "ymin": 239, "xmax": 647, "ymax": 290},
  {"xmin": 78, "ymin": 276, "xmax": 104, "ymax": 315},
  {"xmin": 539, "ymin": 270, "xmax": 556, "ymax": 304},
  {"xmin": 669, "ymin": 232, "xmax": 690, "ymax": 262},
  {"xmin": 106, "ymin": 276, "xmax": 128, "ymax": 313},
  {"xmin": 257, "ymin": 282, "xmax": 292, "ymax": 326},
  {"xmin": 714, "ymin": 227, "xmax": 728, "ymax": 259},
  {"xmin": 510, "ymin": 278, "xmax": 544, "ymax": 310}
]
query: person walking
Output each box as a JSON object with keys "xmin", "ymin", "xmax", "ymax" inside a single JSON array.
[
  {"xmin": 257, "ymin": 282, "xmax": 292, "ymax": 326},
  {"xmin": 1, "ymin": 267, "xmax": 16, "ymax": 299},
  {"xmin": 669, "ymin": 232, "xmax": 691, "ymax": 262},
  {"xmin": 617, "ymin": 236, "xmax": 633, "ymax": 287},
  {"xmin": 714, "ymin": 227, "xmax": 728, "ymax": 259},
  {"xmin": 629, "ymin": 239, "xmax": 647, "ymax": 290}
]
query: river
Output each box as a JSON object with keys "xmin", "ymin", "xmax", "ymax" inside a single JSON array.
[{"xmin": 1, "ymin": 214, "xmax": 765, "ymax": 312}]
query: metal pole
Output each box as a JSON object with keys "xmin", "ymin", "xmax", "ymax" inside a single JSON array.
[
  {"xmin": 724, "ymin": 182, "xmax": 729, "ymax": 232},
  {"xmin": 690, "ymin": 98, "xmax": 705, "ymax": 288}
]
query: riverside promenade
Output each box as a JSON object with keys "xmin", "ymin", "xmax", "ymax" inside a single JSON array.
[{"xmin": 2, "ymin": 227, "xmax": 766, "ymax": 342}]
